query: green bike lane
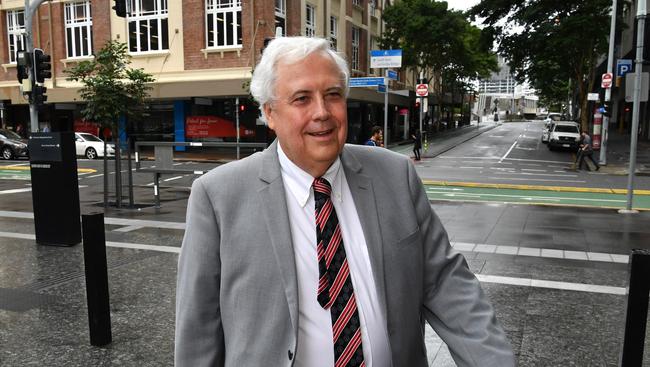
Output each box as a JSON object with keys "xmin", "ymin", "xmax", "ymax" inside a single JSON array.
[{"xmin": 423, "ymin": 180, "xmax": 650, "ymax": 211}]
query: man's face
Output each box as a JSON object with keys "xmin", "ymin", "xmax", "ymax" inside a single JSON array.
[{"xmin": 264, "ymin": 53, "xmax": 348, "ymax": 177}]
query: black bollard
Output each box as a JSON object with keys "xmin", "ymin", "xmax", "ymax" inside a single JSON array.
[
  {"xmin": 620, "ymin": 249, "xmax": 650, "ymax": 366},
  {"xmin": 82, "ymin": 213, "xmax": 112, "ymax": 347}
]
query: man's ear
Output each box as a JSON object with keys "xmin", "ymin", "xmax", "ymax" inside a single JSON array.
[{"xmin": 263, "ymin": 103, "xmax": 275, "ymax": 130}]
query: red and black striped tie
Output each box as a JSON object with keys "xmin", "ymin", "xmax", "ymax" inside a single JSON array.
[{"xmin": 313, "ymin": 177, "xmax": 365, "ymax": 367}]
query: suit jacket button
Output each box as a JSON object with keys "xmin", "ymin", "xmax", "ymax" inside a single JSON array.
[{"xmin": 288, "ymin": 350, "xmax": 293, "ymax": 360}]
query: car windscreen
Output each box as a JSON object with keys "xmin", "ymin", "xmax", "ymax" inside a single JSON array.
[
  {"xmin": 554, "ymin": 125, "xmax": 579, "ymax": 133},
  {"xmin": 0, "ymin": 129, "xmax": 22, "ymax": 139},
  {"xmin": 79, "ymin": 133, "xmax": 102, "ymax": 142}
]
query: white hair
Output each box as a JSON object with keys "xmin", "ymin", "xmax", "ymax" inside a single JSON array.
[{"xmin": 250, "ymin": 37, "xmax": 350, "ymax": 121}]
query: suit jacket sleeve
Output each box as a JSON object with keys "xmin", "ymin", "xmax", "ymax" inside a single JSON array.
[
  {"xmin": 175, "ymin": 178, "xmax": 225, "ymax": 367},
  {"xmin": 406, "ymin": 161, "xmax": 516, "ymax": 367}
]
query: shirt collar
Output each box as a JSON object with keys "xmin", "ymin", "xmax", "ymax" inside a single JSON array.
[{"xmin": 277, "ymin": 143, "xmax": 342, "ymax": 207}]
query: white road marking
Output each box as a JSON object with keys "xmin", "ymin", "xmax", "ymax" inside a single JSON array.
[
  {"xmin": 492, "ymin": 171, "xmax": 577, "ymax": 177},
  {"xmin": 476, "ymin": 274, "xmax": 626, "ymax": 295},
  {"xmin": 439, "ymin": 156, "xmax": 570, "ymax": 165},
  {"xmin": 0, "ymin": 188, "xmax": 32, "ymax": 194},
  {"xmin": 459, "ymin": 167, "xmax": 483, "ymax": 169},
  {"xmin": 88, "ymin": 174, "xmax": 103, "ymax": 178},
  {"xmin": 521, "ymin": 169, "xmax": 547, "ymax": 172},
  {"xmin": 486, "ymin": 177, "xmax": 586, "ymax": 183},
  {"xmin": 515, "ymin": 147, "xmax": 535, "ymax": 150},
  {"xmin": 426, "ymin": 190, "xmax": 624, "ymax": 203},
  {"xmin": 113, "ymin": 225, "xmax": 145, "ymax": 233},
  {"xmin": 499, "ymin": 140, "xmax": 519, "ymax": 163},
  {"xmin": 163, "ymin": 175, "xmax": 184, "ymax": 182},
  {"xmin": 518, "ymin": 163, "xmax": 542, "ymax": 167}
]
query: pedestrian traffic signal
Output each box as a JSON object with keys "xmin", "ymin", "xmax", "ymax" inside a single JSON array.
[
  {"xmin": 113, "ymin": 0, "xmax": 127, "ymax": 17},
  {"xmin": 415, "ymin": 100, "xmax": 421, "ymax": 109},
  {"xmin": 16, "ymin": 50, "xmax": 31, "ymax": 84},
  {"xmin": 32, "ymin": 85, "xmax": 47, "ymax": 105},
  {"xmin": 601, "ymin": 102, "xmax": 612, "ymax": 118},
  {"xmin": 33, "ymin": 48, "xmax": 51, "ymax": 83}
]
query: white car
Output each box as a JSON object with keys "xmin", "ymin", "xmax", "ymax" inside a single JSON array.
[
  {"xmin": 547, "ymin": 121, "xmax": 581, "ymax": 151},
  {"xmin": 544, "ymin": 113, "xmax": 563, "ymax": 127},
  {"xmin": 75, "ymin": 132, "xmax": 115, "ymax": 159},
  {"xmin": 541, "ymin": 122, "xmax": 554, "ymax": 143}
]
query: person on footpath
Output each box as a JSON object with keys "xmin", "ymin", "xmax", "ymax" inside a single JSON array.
[
  {"xmin": 411, "ymin": 128, "xmax": 422, "ymax": 160},
  {"xmin": 175, "ymin": 36, "xmax": 515, "ymax": 367},
  {"xmin": 364, "ymin": 126, "xmax": 383, "ymax": 147},
  {"xmin": 577, "ymin": 130, "xmax": 600, "ymax": 171}
]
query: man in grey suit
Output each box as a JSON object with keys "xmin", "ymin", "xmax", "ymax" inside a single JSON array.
[{"xmin": 175, "ymin": 36, "xmax": 515, "ymax": 367}]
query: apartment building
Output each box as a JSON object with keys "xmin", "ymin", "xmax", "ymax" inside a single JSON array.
[{"xmin": 0, "ymin": 0, "xmax": 413, "ymax": 145}]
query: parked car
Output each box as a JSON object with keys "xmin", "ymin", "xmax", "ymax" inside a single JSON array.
[
  {"xmin": 74, "ymin": 132, "xmax": 115, "ymax": 159},
  {"xmin": 0, "ymin": 128, "xmax": 29, "ymax": 160},
  {"xmin": 547, "ymin": 121, "xmax": 581, "ymax": 151},
  {"xmin": 544, "ymin": 112, "xmax": 563, "ymax": 127}
]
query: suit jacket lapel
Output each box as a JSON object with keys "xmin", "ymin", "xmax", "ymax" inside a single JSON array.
[
  {"xmin": 258, "ymin": 141, "xmax": 299, "ymax": 338},
  {"xmin": 341, "ymin": 147, "xmax": 389, "ymax": 322}
]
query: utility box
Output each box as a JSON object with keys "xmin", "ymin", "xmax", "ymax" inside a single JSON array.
[{"xmin": 28, "ymin": 132, "xmax": 81, "ymax": 246}]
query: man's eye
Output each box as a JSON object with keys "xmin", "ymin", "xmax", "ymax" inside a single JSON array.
[{"xmin": 293, "ymin": 96, "xmax": 308, "ymax": 103}]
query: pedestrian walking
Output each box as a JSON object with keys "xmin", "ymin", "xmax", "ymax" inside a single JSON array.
[
  {"xmin": 364, "ymin": 125, "xmax": 383, "ymax": 147},
  {"xmin": 577, "ymin": 130, "xmax": 600, "ymax": 171},
  {"xmin": 411, "ymin": 128, "xmax": 422, "ymax": 160},
  {"xmin": 175, "ymin": 36, "xmax": 514, "ymax": 367}
]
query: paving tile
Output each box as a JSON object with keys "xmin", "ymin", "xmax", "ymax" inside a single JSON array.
[
  {"xmin": 540, "ymin": 249, "xmax": 564, "ymax": 259},
  {"xmin": 495, "ymin": 245, "xmax": 519, "ymax": 255},
  {"xmin": 518, "ymin": 247, "xmax": 541, "ymax": 257},
  {"xmin": 587, "ymin": 252, "xmax": 613, "ymax": 262},
  {"xmin": 450, "ymin": 242, "xmax": 475, "ymax": 252},
  {"xmin": 474, "ymin": 244, "xmax": 497, "ymax": 253},
  {"xmin": 564, "ymin": 251, "xmax": 588, "ymax": 260}
]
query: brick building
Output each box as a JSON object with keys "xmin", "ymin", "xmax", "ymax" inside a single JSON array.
[{"xmin": 0, "ymin": 0, "xmax": 414, "ymax": 145}]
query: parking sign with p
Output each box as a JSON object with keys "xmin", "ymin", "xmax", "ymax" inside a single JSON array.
[{"xmin": 617, "ymin": 59, "xmax": 632, "ymax": 77}]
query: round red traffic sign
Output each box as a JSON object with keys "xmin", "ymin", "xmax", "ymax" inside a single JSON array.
[
  {"xmin": 415, "ymin": 84, "xmax": 428, "ymax": 97},
  {"xmin": 601, "ymin": 73, "xmax": 613, "ymax": 88}
]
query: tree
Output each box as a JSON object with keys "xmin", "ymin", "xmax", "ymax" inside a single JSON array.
[
  {"xmin": 66, "ymin": 40, "xmax": 154, "ymax": 207},
  {"xmin": 380, "ymin": 0, "xmax": 498, "ymax": 126},
  {"xmin": 469, "ymin": 0, "xmax": 623, "ymax": 129}
]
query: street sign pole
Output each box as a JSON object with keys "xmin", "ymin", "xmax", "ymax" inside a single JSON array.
[
  {"xmin": 622, "ymin": 3, "xmax": 646, "ymax": 213},
  {"xmin": 384, "ymin": 84, "xmax": 388, "ymax": 147},
  {"xmin": 600, "ymin": 0, "xmax": 617, "ymax": 165}
]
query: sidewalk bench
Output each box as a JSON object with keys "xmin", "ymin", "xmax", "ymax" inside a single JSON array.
[{"xmin": 134, "ymin": 141, "xmax": 267, "ymax": 207}]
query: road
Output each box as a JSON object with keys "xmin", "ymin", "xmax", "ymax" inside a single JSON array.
[{"xmin": 0, "ymin": 124, "xmax": 649, "ymax": 366}]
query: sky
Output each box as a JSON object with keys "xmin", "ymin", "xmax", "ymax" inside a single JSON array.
[{"xmin": 445, "ymin": 0, "xmax": 481, "ymax": 11}]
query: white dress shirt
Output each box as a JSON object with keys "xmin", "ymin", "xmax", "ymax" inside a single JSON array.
[{"xmin": 277, "ymin": 144, "xmax": 392, "ymax": 367}]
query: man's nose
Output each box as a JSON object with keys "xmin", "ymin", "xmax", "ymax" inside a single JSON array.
[{"xmin": 312, "ymin": 95, "xmax": 331, "ymax": 120}]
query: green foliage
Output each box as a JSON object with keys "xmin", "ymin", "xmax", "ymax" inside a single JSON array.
[
  {"xmin": 469, "ymin": 0, "xmax": 627, "ymax": 128},
  {"xmin": 65, "ymin": 40, "xmax": 154, "ymax": 130},
  {"xmin": 379, "ymin": 0, "xmax": 498, "ymax": 84}
]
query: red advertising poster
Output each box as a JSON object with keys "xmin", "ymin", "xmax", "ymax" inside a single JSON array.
[
  {"xmin": 185, "ymin": 115, "xmax": 256, "ymax": 139},
  {"xmin": 592, "ymin": 107, "xmax": 602, "ymax": 150},
  {"xmin": 74, "ymin": 119, "xmax": 100, "ymax": 136}
]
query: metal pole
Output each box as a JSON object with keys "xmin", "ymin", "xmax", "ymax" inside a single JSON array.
[
  {"xmin": 384, "ymin": 82, "xmax": 388, "ymax": 148},
  {"xmin": 127, "ymin": 137, "xmax": 134, "ymax": 208},
  {"xmin": 600, "ymin": 0, "xmax": 618, "ymax": 165},
  {"xmin": 419, "ymin": 97, "xmax": 423, "ymax": 147},
  {"xmin": 25, "ymin": 0, "xmax": 36, "ymax": 133},
  {"xmin": 235, "ymin": 97, "xmax": 240, "ymax": 160},
  {"xmin": 624, "ymin": 4, "xmax": 645, "ymax": 212}
]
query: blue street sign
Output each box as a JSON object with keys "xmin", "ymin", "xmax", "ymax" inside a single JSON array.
[
  {"xmin": 377, "ymin": 84, "xmax": 386, "ymax": 93},
  {"xmin": 370, "ymin": 49, "xmax": 402, "ymax": 68},
  {"xmin": 617, "ymin": 59, "xmax": 633, "ymax": 77},
  {"xmin": 349, "ymin": 77, "xmax": 385, "ymax": 88},
  {"xmin": 386, "ymin": 70, "xmax": 398, "ymax": 80}
]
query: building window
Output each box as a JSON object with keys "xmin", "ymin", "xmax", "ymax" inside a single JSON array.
[
  {"xmin": 64, "ymin": 1, "xmax": 93, "ymax": 58},
  {"xmin": 305, "ymin": 4, "xmax": 315, "ymax": 37},
  {"xmin": 329, "ymin": 16, "xmax": 338, "ymax": 50},
  {"xmin": 275, "ymin": 0, "xmax": 286, "ymax": 36},
  {"xmin": 351, "ymin": 27, "xmax": 360, "ymax": 71},
  {"xmin": 6, "ymin": 10, "xmax": 25, "ymax": 64},
  {"xmin": 127, "ymin": 0, "xmax": 169, "ymax": 53},
  {"xmin": 206, "ymin": 0, "xmax": 242, "ymax": 48}
]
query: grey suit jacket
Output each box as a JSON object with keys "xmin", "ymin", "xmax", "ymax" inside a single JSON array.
[{"xmin": 175, "ymin": 141, "xmax": 515, "ymax": 367}]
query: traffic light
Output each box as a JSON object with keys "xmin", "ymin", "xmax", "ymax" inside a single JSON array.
[
  {"xmin": 33, "ymin": 48, "xmax": 51, "ymax": 83},
  {"xmin": 16, "ymin": 50, "xmax": 31, "ymax": 85},
  {"xmin": 113, "ymin": 0, "xmax": 127, "ymax": 17},
  {"xmin": 32, "ymin": 85, "xmax": 47, "ymax": 105},
  {"xmin": 601, "ymin": 102, "xmax": 612, "ymax": 117},
  {"xmin": 415, "ymin": 100, "xmax": 421, "ymax": 109},
  {"xmin": 239, "ymin": 104, "xmax": 246, "ymax": 112}
]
